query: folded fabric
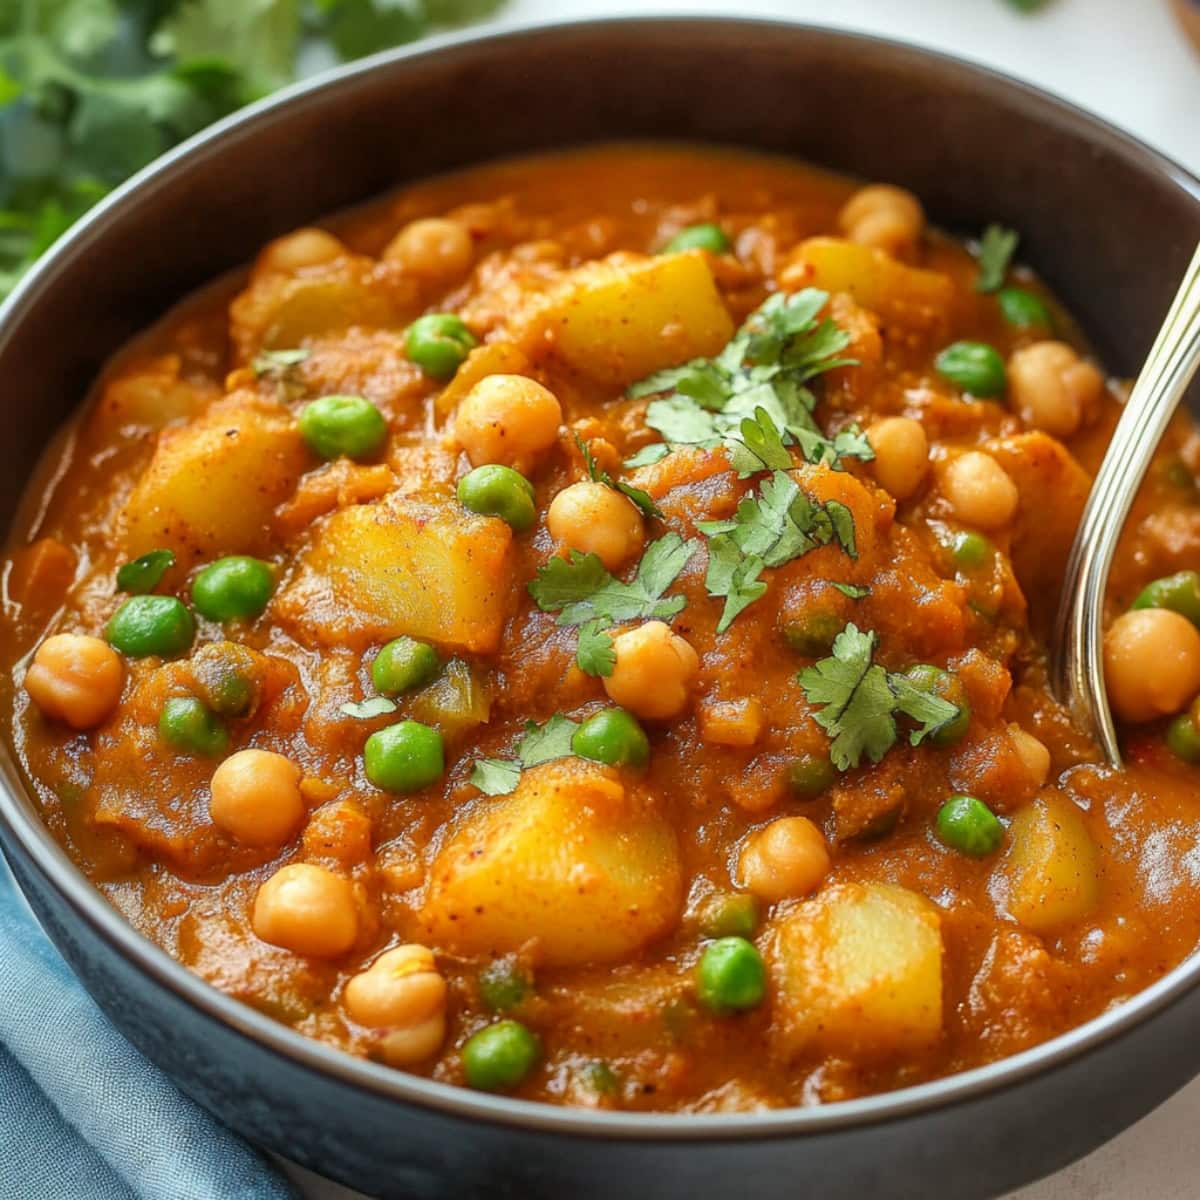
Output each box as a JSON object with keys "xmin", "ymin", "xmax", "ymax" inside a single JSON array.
[{"xmin": 0, "ymin": 854, "xmax": 298, "ymax": 1200}]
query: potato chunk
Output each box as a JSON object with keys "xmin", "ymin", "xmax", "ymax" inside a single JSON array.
[
  {"xmin": 526, "ymin": 251, "xmax": 733, "ymax": 386},
  {"xmin": 1000, "ymin": 791, "xmax": 1101, "ymax": 935},
  {"xmin": 788, "ymin": 237, "xmax": 954, "ymax": 333},
  {"xmin": 275, "ymin": 492, "xmax": 513, "ymax": 653},
  {"xmin": 770, "ymin": 881, "xmax": 944, "ymax": 1058},
  {"xmin": 421, "ymin": 760, "xmax": 683, "ymax": 967},
  {"xmin": 120, "ymin": 393, "xmax": 306, "ymax": 567}
]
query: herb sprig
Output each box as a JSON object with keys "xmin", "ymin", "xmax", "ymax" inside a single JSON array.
[
  {"xmin": 471, "ymin": 713, "xmax": 580, "ymax": 796},
  {"xmin": 625, "ymin": 288, "xmax": 871, "ymax": 473},
  {"xmin": 797, "ymin": 623, "xmax": 961, "ymax": 771},
  {"xmin": 574, "ymin": 434, "xmax": 662, "ymax": 519},
  {"xmin": 975, "ymin": 225, "xmax": 1019, "ymax": 293}
]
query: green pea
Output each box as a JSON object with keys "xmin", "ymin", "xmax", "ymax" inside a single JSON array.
[
  {"xmin": 299, "ymin": 394, "xmax": 387, "ymax": 460},
  {"xmin": 105, "ymin": 596, "xmax": 195, "ymax": 659},
  {"xmin": 996, "ymin": 286, "xmax": 1052, "ymax": 330},
  {"xmin": 699, "ymin": 893, "xmax": 759, "ymax": 939},
  {"xmin": 371, "ymin": 637, "xmax": 440, "ymax": 695},
  {"xmin": 787, "ymin": 753, "xmax": 835, "ymax": 798},
  {"xmin": 1166, "ymin": 712, "xmax": 1200, "ymax": 764},
  {"xmin": 405, "ymin": 313, "xmax": 477, "ymax": 379},
  {"xmin": 951, "ymin": 530, "xmax": 993, "ymax": 570},
  {"xmin": 662, "ymin": 222, "xmax": 730, "ymax": 255},
  {"xmin": 462, "ymin": 1019, "xmax": 539, "ymax": 1092},
  {"xmin": 781, "ymin": 608, "xmax": 842, "ymax": 656},
  {"xmin": 363, "ymin": 720, "xmax": 444, "ymax": 792},
  {"xmin": 191, "ymin": 642, "xmax": 261, "ymax": 718},
  {"xmin": 191, "ymin": 557, "xmax": 275, "ymax": 623},
  {"xmin": 695, "ymin": 936, "xmax": 766, "ymax": 1013},
  {"xmin": 935, "ymin": 794, "xmax": 1004, "ymax": 857},
  {"xmin": 1131, "ymin": 570, "xmax": 1200, "ymax": 627},
  {"xmin": 157, "ymin": 697, "xmax": 228, "ymax": 757},
  {"xmin": 456, "ymin": 464, "xmax": 536, "ymax": 532},
  {"xmin": 571, "ymin": 708, "xmax": 650, "ymax": 768},
  {"xmin": 478, "ymin": 959, "xmax": 531, "ymax": 1012},
  {"xmin": 903, "ymin": 664, "xmax": 971, "ymax": 747},
  {"xmin": 934, "ymin": 341, "xmax": 1007, "ymax": 398}
]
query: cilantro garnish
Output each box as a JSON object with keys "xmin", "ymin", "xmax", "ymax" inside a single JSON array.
[
  {"xmin": 831, "ymin": 582, "xmax": 871, "ymax": 599},
  {"xmin": 797, "ymin": 623, "xmax": 962, "ymax": 771},
  {"xmin": 975, "ymin": 225, "xmax": 1019, "ymax": 293},
  {"xmin": 471, "ymin": 713, "xmax": 581, "ymax": 796},
  {"xmin": 528, "ymin": 533, "xmax": 699, "ymax": 674},
  {"xmin": 253, "ymin": 348, "xmax": 310, "ymax": 377},
  {"xmin": 340, "ymin": 696, "xmax": 399, "ymax": 720},
  {"xmin": 626, "ymin": 289, "xmax": 871, "ymax": 473},
  {"xmin": 574, "ymin": 435, "xmax": 662, "ymax": 519},
  {"xmin": 116, "ymin": 548, "xmax": 175, "ymax": 594},
  {"xmin": 697, "ymin": 469, "xmax": 858, "ymax": 632},
  {"xmin": 0, "ymin": 1, "xmax": 506, "ymax": 300}
]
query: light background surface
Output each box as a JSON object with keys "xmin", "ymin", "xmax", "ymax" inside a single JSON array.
[{"xmin": 282, "ymin": 1, "xmax": 1199, "ymax": 1195}]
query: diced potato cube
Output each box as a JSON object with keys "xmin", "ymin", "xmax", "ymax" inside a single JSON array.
[
  {"xmin": 409, "ymin": 659, "xmax": 491, "ymax": 744},
  {"xmin": 120, "ymin": 394, "xmax": 306, "ymax": 567},
  {"xmin": 229, "ymin": 257, "xmax": 411, "ymax": 362},
  {"xmin": 421, "ymin": 759, "xmax": 683, "ymax": 967},
  {"xmin": 770, "ymin": 881, "xmax": 944, "ymax": 1058},
  {"xmin": 788, "ymin": 238, "xmax": 954, "ymax": 332},
  {"xmin": 275, "ymin": 492, "xmax": 513, "ymax": 653},
  {"xmin": 526, "ymin": 251, "xmax": 733, "ymax": 386},
  {"xmin": 435, "ymin": 341, "xmax": 532, "ymax": 417},
  {"xmin": 1000, "ymin": 791, "xmax": 1101, "ymax": 935},
  {"xmin": 89, "ymin": 355, "xmax": 218, "ymax": 438}
]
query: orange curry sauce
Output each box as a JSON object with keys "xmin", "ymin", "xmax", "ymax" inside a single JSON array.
[{"xmin": 5, "ymin": 145, "xmax": 1200, "ymax": 1111}]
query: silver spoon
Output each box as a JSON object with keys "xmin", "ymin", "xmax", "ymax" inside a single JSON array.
[{"xmin": 1052, "ymin": 241, "xmax": 1200, "ymax": 766}]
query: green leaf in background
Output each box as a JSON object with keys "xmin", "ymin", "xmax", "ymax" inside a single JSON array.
[{"xmin": 0, "ymin": 0, "xmax": 507, "ymax": 302}]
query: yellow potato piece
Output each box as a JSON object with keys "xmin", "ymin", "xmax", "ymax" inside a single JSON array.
[
  {"xmin": 275, "ymin": 492, "xmax": 513, "ymax": 654},
  {"xmin": 527, "ymin": 251, "xmax": 733, "ymax": 386},
  {"xmin": 1000, "ymin": 791, "xmax": 1101, "ymax": 935},
  {"xmin": 789, "ymin": 237, "xmax": 954, "ymax": 333},
  {"xmin": 120, "ymin": 393, "xmax": 306, "ymax": 568},
  {"xmin": 770, "ymin": 881, "xmax": 944, "ymax": 1058},
  {"xmin": 421, "ymin": 759, "xmax": 683, "ymax": 967}
]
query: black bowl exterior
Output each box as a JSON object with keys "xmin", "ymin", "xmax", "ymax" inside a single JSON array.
[{"xmin": 2, "ymin": 18, "xmax": 1200, "ymax": 1200}]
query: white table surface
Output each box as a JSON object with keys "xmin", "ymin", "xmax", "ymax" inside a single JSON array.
[{"xmin": 288, "ymin": 2, "xmax": 1198, "ymax": 1195}]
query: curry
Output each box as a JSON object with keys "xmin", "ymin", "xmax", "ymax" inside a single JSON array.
[{"xmin": 5, "ymin": 144, "xmax": 1200, "ymax": 1111}]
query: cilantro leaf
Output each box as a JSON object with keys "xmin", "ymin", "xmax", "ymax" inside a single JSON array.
[
  {"xmin": 529, "ymin": 534, "xmax": 698, "ymax": 627},
  {"xmin": 576, "ymin": 620, "xmax": 616, "ymax": 677},
  {"xmin": 340, "ymin": 696, "xmax": 399, "ymax": 720},
  {"xmin": 831, "ymin": 582, "xmax": 870, "ymax": 599},
  {"xmin": 254, "ymin": 347, "xmax": 309, "ymax": 376},
  {"xmin": 575, "ymin": 434, "xmax": 663, "ymax": 519},
  {"xmin": 470, "ymin": 713, "xmax": 581, "ymax": 795},
  {"xmin": 703, "ymin": 538, "xmax": 767, "ymax": 634},
  {"xmin": 976, "ymin": 224, "xmax": 1019, "ymax": 293},
  {"xmin": 116, "ymin": 548, "xmax": 175, "ymax": 594},
  {"xmin": 798, "ymin": 623, "xmax": 966, "ymax": 770},
  {"xmin": 727, "ymin": 407, "xmax": 793, "ymax": 478},
  {"xmin": 624, "ymin": 443, "xmax": 671, "ymax": 469}
]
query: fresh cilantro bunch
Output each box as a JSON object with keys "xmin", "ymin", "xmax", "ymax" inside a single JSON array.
[
  {"xmin": 0, "ymin": 0, "xmax": 506, "ymax": 298},
  {"xmin": 625, "ymin": 288, "xmax": 872, "ymax": 473},
  {"xmin": 797, "ymin": 623, "xmax": 961, "ymax": 771},
  {"xmin": 527, "ymin": 532, "xmax": 699, "ymax": 677},
  {"xmin": 699, "ymin": 463, "xmax": 858, "ymax": 632},
  {"xmin": 471, "ymin": 712, "xmax": 580, "ymax": 796}
]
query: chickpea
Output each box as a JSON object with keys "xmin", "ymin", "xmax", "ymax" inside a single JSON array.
[
  {"xmin": 343, "ymin": 944, "xmax": 447, "ymax": 1067},
  {"xmin": 209, "ymin": 749, "xmax": 305, "ymax": 848},
  {"xmin": 867, "ymin": 417, "xmax": 929, "ymax": 500},
  {"xmin": 454, "ymin": 375, "xmax": 562, "ymax": 472},
  {"xmin": 738, "ymin": 816, "xmax": 831, "ymax": 901},
  {"xmin": 252, "ymin": 863, "xmax": 358, "ymax": 958},
  {"xmin": 1008, "ymin": 341, "xmax": 1104, "ymax": 438},
  {"xmin": 940, "ymin": 451, "xmax": 1019, "ymax": 530},
  {"xmin": 603, "ymin": 621, "xmax": 699, "ymax": 720},
  {"xmin": 1104, "ymin": 608, "xmax": 1200, "ymax": 723},
  {"xmin": 838, "ymin": 184, "xmax": 925, "ymax": 256},
  {"xmin": 383, "ymin": 217, "xmax": 473, "ymax": 282},
  {"xmin": 547, "ymin": 481, "xmax": 645, "ymax": 571},
  {"xmin": 23, "ymin": 634, "xmax": 124, "ymax": 730},
  {"xmin": 259, "ymin": 228, "xmax": 345, "ymax": 273},
  {"xmin": 1008, "ymin": 724, "xmax": 1051, "ymax": 788}
]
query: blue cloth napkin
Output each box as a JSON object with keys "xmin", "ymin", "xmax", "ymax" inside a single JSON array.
[{"xmin": 0, "ymin": 854, "xmax": 298, "ymax": 1200}]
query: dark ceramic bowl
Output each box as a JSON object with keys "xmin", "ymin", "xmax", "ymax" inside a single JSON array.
[{"xmin": 2, "ymin": 18, "xmax": 1199, "ymax": 1200}]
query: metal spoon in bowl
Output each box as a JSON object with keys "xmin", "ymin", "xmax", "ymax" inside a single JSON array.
[{"xmin": 1051, "ymin": 241, "xmax": 1200, "ymax": 766}]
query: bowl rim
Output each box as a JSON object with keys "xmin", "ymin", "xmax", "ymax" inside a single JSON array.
[{"xmin": 3, "ymin": 12, "xmax": 1200, "ymax": 1142}]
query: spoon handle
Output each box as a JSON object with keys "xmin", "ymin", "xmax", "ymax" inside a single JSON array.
[{"xmin": 1052, "ymin": 241, "xmax": 1200, "ymax": 766}]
